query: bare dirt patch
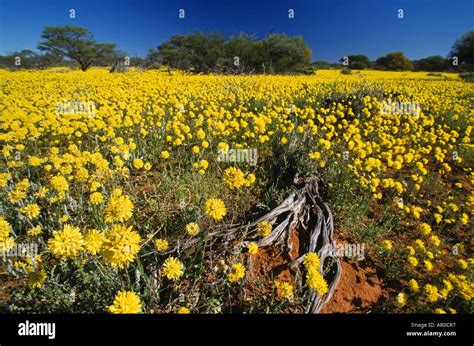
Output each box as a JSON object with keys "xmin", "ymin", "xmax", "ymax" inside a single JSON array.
[
  {"xmin": 321, "ymin": 259, "xmax": 385, "ymax": 313},
  {"xmin": 243, "ymin": 222, "xmax": 387, "ymax": 313}
]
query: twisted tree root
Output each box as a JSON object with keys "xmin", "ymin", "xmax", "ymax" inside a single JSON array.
[
  {"xmin": 243, "ymin": 179, "xmax": 341, "ymax": 313},
  {"xmin": 167, "ymin": 179, "xmax": 341, "ymax": 313}
]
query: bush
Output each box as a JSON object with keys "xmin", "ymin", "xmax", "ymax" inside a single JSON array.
[{"xmin": 460, "ymin": 72, "xmax": 474, "ymax": 82}]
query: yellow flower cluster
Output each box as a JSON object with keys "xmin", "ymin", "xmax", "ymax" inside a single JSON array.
[
  {"xmin": 0, "ymin": 68, "xmax": 471, "ymax": 313},
  {"xmin": 0, "ymin": 216, "xmax": 15, "ymax": 252},
  {"xmin": 104, "ymin": 194, "xmax": 134, "ymax": 223},
  {"xmin": 83, "ymin": 229, "xmax": 105, "ymax": 255},
  {"xmin": 247, "ymin": 242, "xmax": 259, "ymax": 254},
  {"xmin": 19, "ymin": 203, "xmax": 40, "ymax": 219},
  {"xmin": 417, "ymin": 223, "xmax": 431, "ymax": 236},
  {"xmin": 204, "ymin": 198, "xmax": 227, "ymax": 221},
  {"xmin": 274, "ymin": 280, "xmax": 294, "ymax": 300},
  {"xmin": 100, "ymin": 225, "xmax": 141, "ymax": 268},
  {"xmin": 424, "ymin": 284, "xmax": 439, "ymax": 303},
  {"xmin": 28, "ymin": 268, "xmax": 47, "ymax": 288},
  {"xmin": 177, "ymin": 307, "xmax": 190, "ymax": 314},
  {"xmin": 396, "ymin": 292, "xmax": 407, "ymax": 307},
  {"xmin": 185, "ymin": 222, "xmax": 200, "ymax": 236},
  {"xmin": 47, "ymin": 224, "xmax": 84, "ymax": 260},
  {"xmin": 108, "ymin": 290, "xmax": 142, "ymax": 314},
  {"xmin": 223, "ymin": 166, "xmax": 255, "ymax": 189},
  {"xmin": 304, "ymin": 252, "xmax": 328, "ymax": 295},
  {"xmin": 162, "ymin": 257, "xmax": 184, "ymax": 281},
  {"xmin": 227, "ymin": 263, "xmax": 246, "ymax": 283},
  {"xmin": 154, "ymin": 239, "xmax": 169, "ymax": 251},
  {"xmin": 256, "ymin": 221, "xmax": 272, "ymax": 237}
]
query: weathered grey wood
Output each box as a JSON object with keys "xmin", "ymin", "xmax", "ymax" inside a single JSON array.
[{"xmin": 161, "ymin": 178, "xmax": 341, "ymax": 313}]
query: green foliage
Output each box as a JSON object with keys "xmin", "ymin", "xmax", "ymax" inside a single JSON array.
[
  {"xmin": 38, "ymin": 26, "xmax": 117, "ymax": 71},
  {"xmin": 375, "ymin": 51, "xmax": 414, "ymax": 71},
  {"xmin": 2, "ymin": 26, "xmax": 474, "ymax": 75},
  {"xmin": 0, "ymin": 50, "xmax": 64, "ymax": 70},
  {"xmin": 459, "ymin": 72, "xmax": 474, "ymax": 82},
  {"xmin": 413, "ymin": 55, "xmax": 450, "ymax": 72},
  {"xmin": 312, "ymin": 60, "xmax": 341, "ymax": 69},
  {"xmin": 150, "ymin": 32, "xmax": 313, "ymax": 74},
  {"xmin": 7, "ymin": 261, "xmax": 121, "ymax": 313},
  {"xmin": 347, "ymin": 55, "xmax": 372, "ymax": 70},
  {"xmin": 449, "ymin": 31, "xmax": 474, "ymax": 70}
]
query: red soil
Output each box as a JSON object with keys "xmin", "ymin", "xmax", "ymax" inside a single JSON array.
[{"xmin": 321, "ymin": 259, "xmax": 385, "ymax": 313}]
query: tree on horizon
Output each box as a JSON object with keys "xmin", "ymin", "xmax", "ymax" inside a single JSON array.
[{"xmin": 38, "ymin": 26, "xmax": 117, "ymax": 71}]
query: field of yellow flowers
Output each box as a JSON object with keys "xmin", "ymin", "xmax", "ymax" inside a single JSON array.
[{"xmin": 0, "ymin": 68, "xmax": 472, "ymax": 314}]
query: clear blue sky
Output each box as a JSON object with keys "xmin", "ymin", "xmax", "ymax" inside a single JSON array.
[{"xmin": 0, "ymin": 0, "xmax": 473, "ymax": 62}]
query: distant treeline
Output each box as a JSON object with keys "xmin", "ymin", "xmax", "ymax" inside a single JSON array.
[{"xmin": 0, "ymin": 26, "xmax": 473, "ymax": 73}]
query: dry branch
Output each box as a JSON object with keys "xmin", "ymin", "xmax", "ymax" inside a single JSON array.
[{"xmin": 165, "ymin": 179, "xmax": 341, "ymax": 313}]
